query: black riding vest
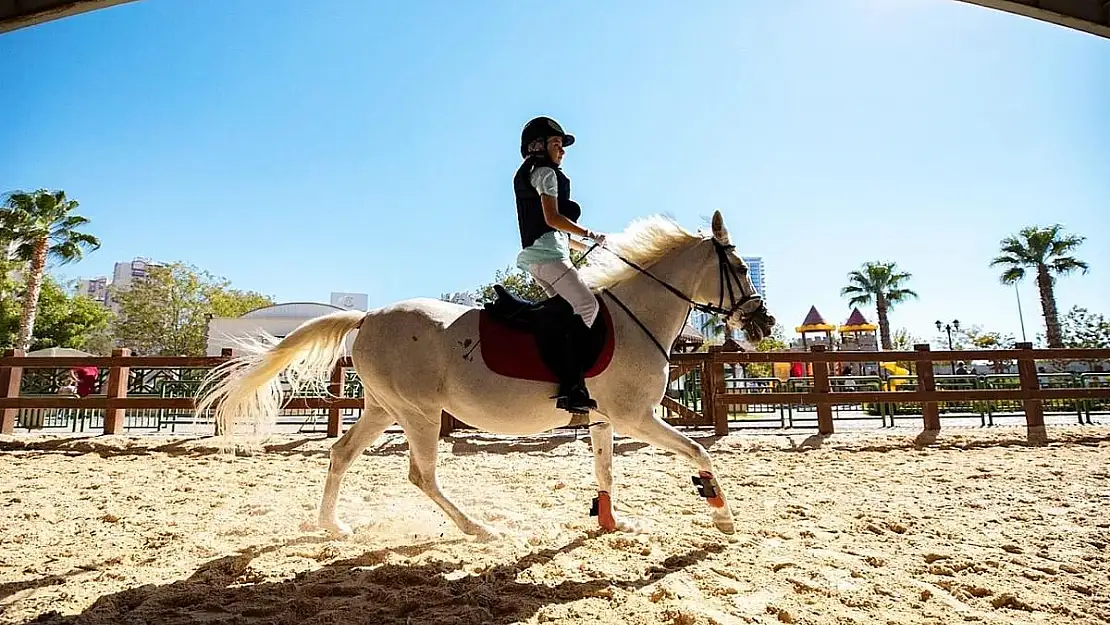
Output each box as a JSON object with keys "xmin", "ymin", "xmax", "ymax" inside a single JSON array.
[{"xmin": 514, "ymin": 156, "xmax": 581, "ymax": 249}]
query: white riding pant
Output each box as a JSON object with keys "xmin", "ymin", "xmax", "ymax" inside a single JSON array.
[{"xmin": 527, "ymin": 259, "xmax": 599, "ymax": 328}]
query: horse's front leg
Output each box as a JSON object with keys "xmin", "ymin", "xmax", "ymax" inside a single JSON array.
[
  {"xmin": 588, "ymin": 421, "xmax": 644, "ymax": 533},
  {"xmin": 620, "ymin": 412, "xmax": 736, "ymax": 534}
]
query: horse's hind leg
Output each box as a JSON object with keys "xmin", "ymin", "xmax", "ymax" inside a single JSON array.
[
  {"xmin": 318, "ymin": 402, "xmax": 395, "ymax": 536},
  {"xmin": 619, "ymin": 412, "xmax": 736, "ymax": 535},
  {"xmin": 402, "ymin": 411, "xmax": 499, "ymax": 539}
]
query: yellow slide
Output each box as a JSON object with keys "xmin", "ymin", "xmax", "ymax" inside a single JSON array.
[
  {"xmin": 880, "ymin": 362, "xmax": 910, "ymax": 389},
  {"xmin": 773, "ymin": 362, "xmax": 791, "ymax": 381}
]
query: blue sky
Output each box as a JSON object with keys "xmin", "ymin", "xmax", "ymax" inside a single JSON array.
[{"xmin": 2, "ymin": 0, "xmax": 1107, "ymax": 346}]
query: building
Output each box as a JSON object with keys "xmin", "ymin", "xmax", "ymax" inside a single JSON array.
[
  {"xmin": 77, "ymin": 277, "xmax": 109, "ymax": 305},
  {"xmin": 206, "ymin": 294, "xmax": 369, "ymax": 356},
  {"xmin": 329, "ymin": 292, "xmax": 369, "ymax": 310},
  {"xmin": 440, "ymin": 291, "xmax": 478, "ymax": 307},
  {"xmin": 111, "ymin": 257, "xmax": 162, "ymax": 292},
  {"xmin": 743, "ymin": 256, "xmax": 766, "ymax": 301},
  {"xmin": 75, "ymin": 257, "xmax": 164, "ymax": 309},
  {"xmin": 687, "ymin": 256, "xmax": 765, "ymax": 345}
]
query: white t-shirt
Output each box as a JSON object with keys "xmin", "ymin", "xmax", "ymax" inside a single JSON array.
[
  {"xmin": 515, "ymin": 166, "xmax": 568, "ymax": 268},
  {"xmin": 530, "ymin": 166, "xmax": 558, "ymax": 198}
]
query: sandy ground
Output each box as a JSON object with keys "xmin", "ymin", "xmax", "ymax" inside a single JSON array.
[{"xmin": 1, "ymin": 425, "xmax": 1108, "ymax": 625}]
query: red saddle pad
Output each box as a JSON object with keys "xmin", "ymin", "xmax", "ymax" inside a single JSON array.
[{"xmin": 478, "ymin": 301, "xmax": 615, "ymax": 383}]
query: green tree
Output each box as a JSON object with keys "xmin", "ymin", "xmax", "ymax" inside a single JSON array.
[
  {"xmin": 990, "ymin": 224, "xmax": 1088, "ymax": 348},
  {"xmin": 0, "ymin": 275, "xmax": 111, "ymax": 352},
  {"xmin": 476, "ymin": 266, "xmax": 548, "ymax": 305},
  {"xmin": 208, "ymin": 287, "xmax": 274, "ymax": 318},
  {"xmin": 0, "ymin": 257, "xmax": 23, "ymax": 311},
  {"xmin": 80, "ymin": 326, "xmax": 117, "ymax": 356},
  {"xmin": 962, "ymin": 326, "xmax": 1016, "ymax": 350},
  {"xmin": 111, "ymin": 262, "xmax": 274, "ymax": 356},
  {"xmin": 746, "ymin": 326, "xmax": 787, "ymax": 378},
  {"xmin": 890, "ymin": 327, "xmax": 921, "ymax": 351},
  {"xmin": 697, "ymin": 315, "xmax": 783, "ymax": 376},
  {"xmin": 885, "ymin": 327, "xmax": 924, "ymax": 373},
  {"xmin": 0, "ymin": 190, "xmax": 100, "ymax": 350},
  {"xmin": 697, "ymin": 314, "xmax": 739, "ymax": 381},
  {"xmin": 440, "ymin": 291, "xmax": 477, "ymax": 306},
  {"xmin": 698, "ymin": 314, "xmax": 731, "ymax": 345},
  {"xmin": 475, "ymin": 249, "xmax": 591, "ymax": 305},
  {"xmin": 1060, "ymin": 306, "xmax": 1110, "ymax": 349},
  {"xmin": 955, "ymin": 325, "xmax": 1017, "ymax": 374},
  {"xmin": 840, "ymin": 262, "xmax": 918, "ymax": 351}
]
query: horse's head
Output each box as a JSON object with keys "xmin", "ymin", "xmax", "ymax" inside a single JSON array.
[{"xmin": 691, "ymin": 210, "xmax": 777, "ymax": 343}]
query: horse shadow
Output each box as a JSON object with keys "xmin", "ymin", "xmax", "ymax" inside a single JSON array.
[
  {"xmin": 0, "ymin": 559, "xmax": 120, "ymax": 604},
  {"xmin": 449, "ymin": 431, "xmax": 584, "ymax": 455},
  {"xmin": 26, "ymin": 534, "xmax": 723, "ymax": 625}
]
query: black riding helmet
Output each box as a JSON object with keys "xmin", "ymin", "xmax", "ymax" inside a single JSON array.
[{"xmin": 520, "ymin": 116, "xmax": 575, "ymax": 158}]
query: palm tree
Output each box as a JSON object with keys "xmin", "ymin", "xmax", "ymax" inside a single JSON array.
[
  {"xmin": 0, "ymin": 190, "xmax": 101, "ymax": 351},
  {"xmin": 698, "ymin": 314, "xmax": 730, "ymax": 344},
  {"xmin": 990, "ymin": 225, "xmax": 1087, "ymax": 348},
  {"xmin": 840, "ymin": 261, "xmax": 918, "ymax": 350},
  {"xmin": 0, "ymin": 227, "xmax": 24, "ymax": 309},
  {"xmin": 698, "ymin": 313, "xmax": 740, "ymax": 377}
]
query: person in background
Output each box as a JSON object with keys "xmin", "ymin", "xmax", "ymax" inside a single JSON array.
[{"xmin": 71, "ymin": 366, "xmax": 99, "ymax": 398}]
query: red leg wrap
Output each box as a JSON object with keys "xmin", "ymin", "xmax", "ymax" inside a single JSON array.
[
  {"xmin": 699, "ymin": 471, "xmax": 726, "ymax": 508},
  {"xmin": 597, "ymin": 491, "xmax": 616, "ymax": 530}
]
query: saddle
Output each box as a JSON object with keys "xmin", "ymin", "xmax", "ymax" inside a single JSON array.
[{"xmin": 479, "ymin": 284, "xmax": 614, "ymax": 384}]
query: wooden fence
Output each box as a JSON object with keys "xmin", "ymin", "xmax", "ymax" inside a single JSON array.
[
  {"xmin": 656, "ymin": 343, "xmax": 1110, "ymax": 436},
  {"xmin": 0, "ymin": 348, "xmax": 361, "ymax": 438},
  {"xmin": 2, "ymin": 343, "xmax": 1108, "ymax": 438}
]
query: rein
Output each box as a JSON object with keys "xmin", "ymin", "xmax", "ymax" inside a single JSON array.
[
  {"xmin": 593, "ymin": 239, "xmax": 763, "ymax": 362},
  {"xmin": 600, "ymin": 240, "xmax": 760, "ymax": 318}
]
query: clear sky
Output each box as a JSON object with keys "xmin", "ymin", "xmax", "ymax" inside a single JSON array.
[{"xmin": 2, "ymin": 0, "xmax": 1107, "ymax": 346}]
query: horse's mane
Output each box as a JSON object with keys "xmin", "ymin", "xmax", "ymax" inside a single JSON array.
[{"xmin": 579, "ymin": 215, "xmax": 702, "ymax": 290}]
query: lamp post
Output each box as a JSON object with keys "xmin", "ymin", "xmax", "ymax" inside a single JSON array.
[
  {"xmin": 935, "ymin": 319, "xmax": 960, "ymax": 374},
  {"xmin": 1014, "ymin": 283, "xmax": 1028, "ymax": 342}
]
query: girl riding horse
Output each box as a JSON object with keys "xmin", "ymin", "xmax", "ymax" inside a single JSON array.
[{"xmin": 513, "ymin": 116, "xmax": 608, "ymax": 414}]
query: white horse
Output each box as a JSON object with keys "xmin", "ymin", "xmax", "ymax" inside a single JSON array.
[{"xmin": 196, "ymin": 211, "xmax": 775, "ymax": 538}]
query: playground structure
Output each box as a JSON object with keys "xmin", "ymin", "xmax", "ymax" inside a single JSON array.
[{"xmin": 777, "ymin": 305, "xmax": 909, "ymax": 389}]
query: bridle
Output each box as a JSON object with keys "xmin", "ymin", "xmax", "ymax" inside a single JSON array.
[{"xmin": 581, "ymin": 238, "xmax": 768, "ymax": 362}]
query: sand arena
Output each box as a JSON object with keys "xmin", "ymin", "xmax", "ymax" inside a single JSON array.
[{"xmin": 1, "ymin": 425, "xmax": 1108, "ymax": 624}]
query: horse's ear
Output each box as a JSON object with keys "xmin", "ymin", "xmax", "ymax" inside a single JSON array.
[{"xmin": 711, "ymin": 210, "xmax": 730, "ymax": 244}]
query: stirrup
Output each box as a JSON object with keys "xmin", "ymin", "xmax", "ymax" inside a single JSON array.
[
  {"xmin": 554, "ymin": 394, "xmax": 596, "ymax": 414},
  {"xmin": 552, "ymin": 384, "xmax": 597, "ymax": 414}
]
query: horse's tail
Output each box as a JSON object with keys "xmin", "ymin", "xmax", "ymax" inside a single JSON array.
[{"xmin": 195, "ymin": 309, "xmax": 366, "ymax": 436}]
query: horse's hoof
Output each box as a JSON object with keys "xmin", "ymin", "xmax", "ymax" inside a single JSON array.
[
  {"xmin": 608, "ymin": 516, "xmax": 648, "ymax": 534},
  {"xmin": 319, "ymin": 518, "xmax": 353, "ymax": 537},
  {"xmin": 714, "ymin": 518, "xmax": 736, "ymax": 535},
  {"xmin": 467, "ymin": 523, "xmax": 504, "ymax": 541}
]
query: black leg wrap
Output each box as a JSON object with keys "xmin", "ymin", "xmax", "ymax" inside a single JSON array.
[
  {"xmin": 692, "ymin": 474, "xmax": 718, "ymax": 499},
  {"xmin": 589, "ymin": 496, "xmax": 599, "ymax": 517}
]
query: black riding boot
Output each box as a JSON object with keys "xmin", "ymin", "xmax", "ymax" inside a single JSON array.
[
  {"xmin": 535, "ymin": 318, "xmax": 597, "ymax": 415},
  {"xmin": 554, "ymin": 317, "xmax": 597, "ymax": 414}
]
